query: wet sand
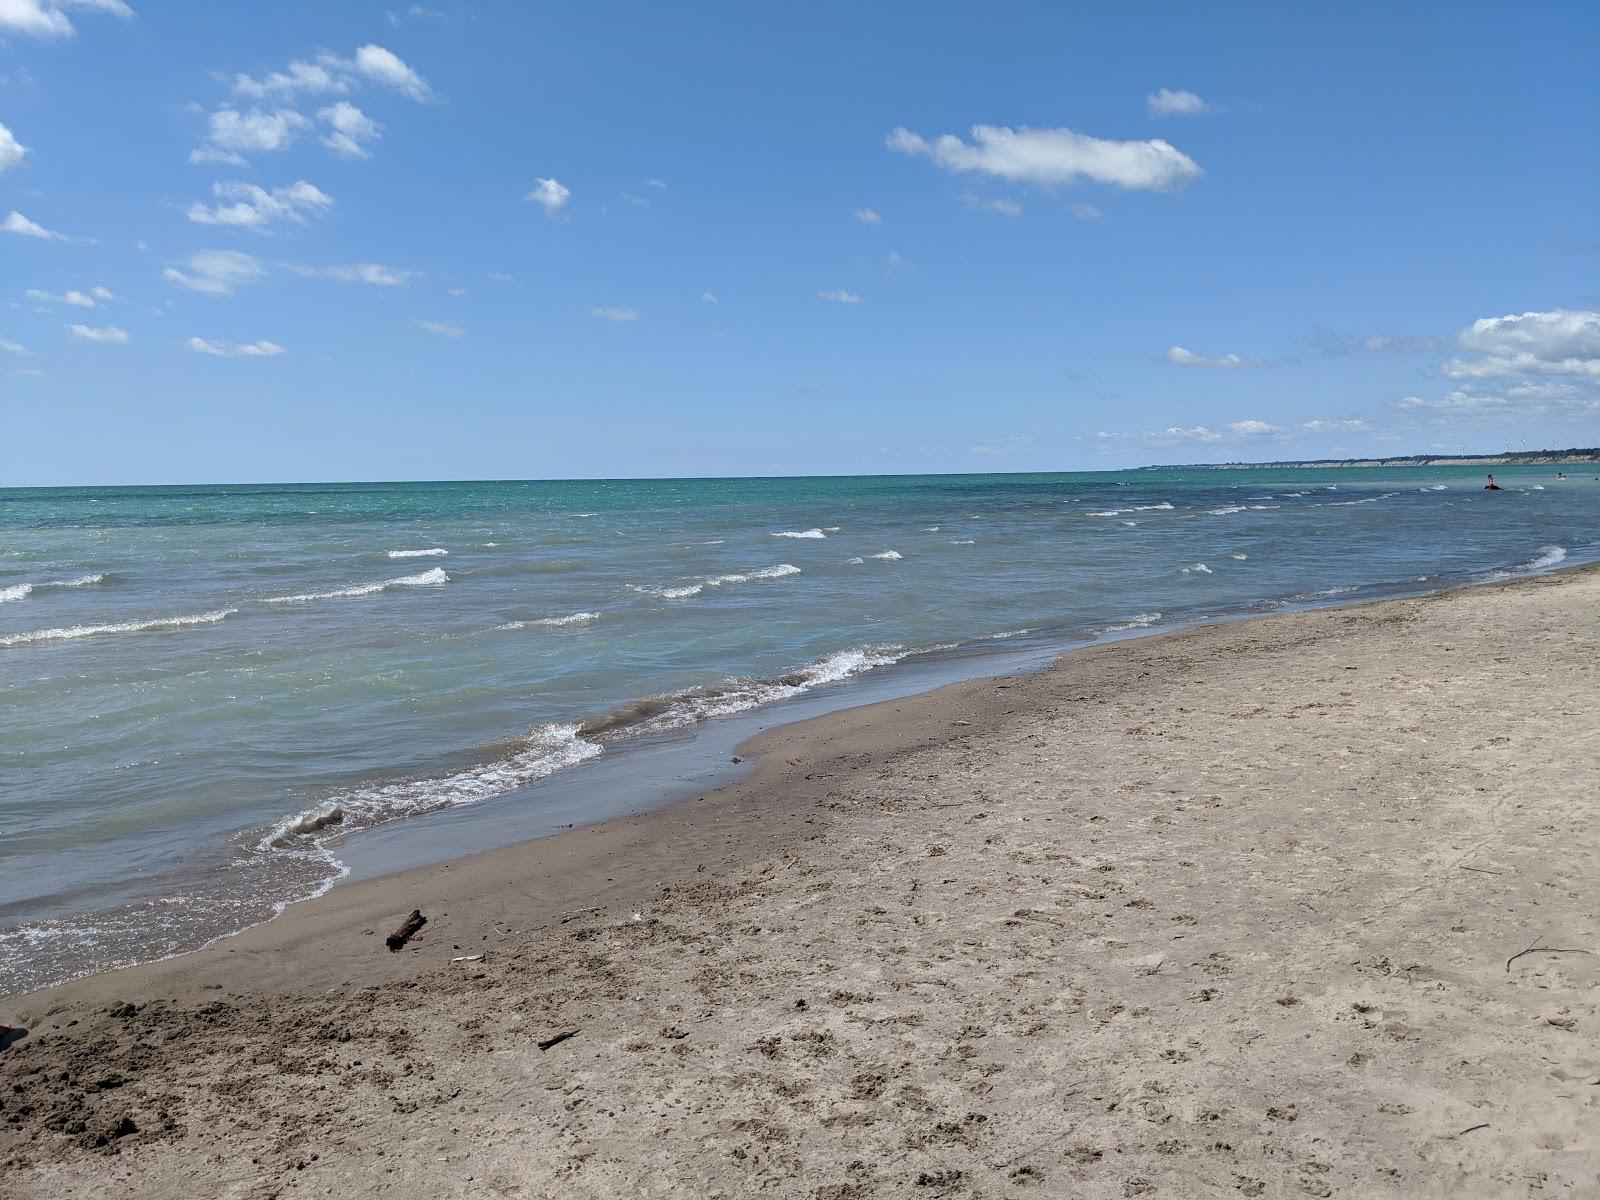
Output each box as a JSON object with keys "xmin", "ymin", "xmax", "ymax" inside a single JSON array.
[{"xmin": 2, "ymin": 567, "xmax": 1596, "ymax": 1198}]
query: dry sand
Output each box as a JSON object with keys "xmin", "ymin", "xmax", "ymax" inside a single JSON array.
[{"xmin": 2, "ymin": 568, "xmax": 1596, "ymax": 1199}]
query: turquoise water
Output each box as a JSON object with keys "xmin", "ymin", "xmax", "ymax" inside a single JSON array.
[{"xmin": 2, "ymin": 466, "xmax": 1595, "ymax": 996}]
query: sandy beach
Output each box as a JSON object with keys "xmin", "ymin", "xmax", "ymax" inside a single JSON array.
[{"xmin": 2, "ymin": 567, "xmax": 1596, "ymax": 1199}]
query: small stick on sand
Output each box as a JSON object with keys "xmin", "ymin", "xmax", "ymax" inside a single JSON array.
[
  {"xmin": 1456, "ymin": 1123, "xmax": 1490, "ymax": 1137},
  {"xmin": 1459, "ymin": 865, "xmax": 1504, "ymax": 875},
  {"xmin": 1505, "ymin": 934, "xmax": 1593, "ymax": 973},
  {"xmin": 385, "ymin": 909, "xmax": 427, "ymax": 952}
]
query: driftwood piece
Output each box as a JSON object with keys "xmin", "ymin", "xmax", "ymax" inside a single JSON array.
[
  {"xmin": 386, "ymin": 909, "xmax": 427, "ymax": 952},
  {"xmin": 537, "ymin": 1029, "xmax": 579, "ymax": 1051}
]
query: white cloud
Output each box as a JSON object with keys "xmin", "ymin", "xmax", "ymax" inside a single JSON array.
[
  {"xmin": 1301, "ymin": 418, "xmax": 1371, "ymax": 434},
  {"xmin": 26, "ymin": 287, "xmax": 96, "ymax": 307},
  {"xmin": 162, "ymin": 249, "xmax": 266, "ymax": 296},
  {"xmin": 701, "ymin": 292, "xmax": 718, "ymax": 304},
  {"xmin": 318, "ymin": 101, "xmax": 381, "ymax": 159},
  {"xmin": 817, "ymin": 289, "xmax": 862, "ymax": 304},
  {"xmin": 67, "ymin": 322, "xmax": 128, "ymax": 343},
  {"xmin": 186, "ymin": 336, "xmax": 284, "ymax": 357},
  {"xmin": 194, "ymin": 108, "xmax": 309, "ymax": 162},
  {"xmin": 1395, "ymin": 383, "xmax": 1598, "ymax": 420},
  {"xmin": 232, "ymin": 44, "xmax": 430, "ymax": 103},
  {"xmin": 646, "ymin": 177, "xmax": 667, "ymax": 189},
  {"xmin": 187, "ymin": 180, "xmax": 333, "ymax": 230},
  {"xmin": 90, "ymin": 285, "xmax": 114, "ymax": 300},
  {"xmin": 1070, "ymin": 202, "xmax": 1102, "ymax": 221},
  {"xmin": 1442, "ymin": 309, "xmax": 1600, "ymax": 379},
  {"xmin": 3, "ymin": 210, "xmax": 66, "ymax": 240},
  {"xmin": 232, "ymin": 59, "xmax": 343, "ymax": 100},
  {"xmin": 888, "ymin": 123, "xmax": 1202, "ymax": 191},
  {"xmin": 1166, "ymin": 345, "xmax": 1262, "ymax": 369},
  {"xmin": 0, "ymin": 0, "xmax": 131, "ymax": 40},
  {"xmin": 0, "ymin": 335, "xmax": 31, "ymax": 355},
  {"xmin": 0, "ymin": 120, "xmax": 26, "ymax": 172},
  {"xmin": 414, "ymin": 319, "xmax": 463, "ymax": 337},
  {"xmin": 525, "ymin": 177, "xmax": 570, "ymax": 215},
  {"xmin": 351, "ymin": 44, "xmax": 431, "ymax": 100},
  {"xmin": 283, "ymin": 261, "xmax": 418, "ymax": 286},
  {"xmin": 589, "ymin": 306, "xmax": 638, "ymax": 322},
  {"xmin": 1147, "ymin": 88, "xmax": 1213, "ymax": 117},
  {"xmin": 957, "ymin": 192, "xmax": 1022, "ymax": 217},
  {"xmin": 853, "ymin": 207, "xmax": 881, "ymax": 226},
  {"xmin": 1153, "ymin": 425, "xmax": 1224, "ymax": 443},
  {"xmin": 1227, "ymin": 419, "xmax": 1280, "ymax": 436}
]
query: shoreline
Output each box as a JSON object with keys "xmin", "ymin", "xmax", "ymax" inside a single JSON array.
[
  {"xmin": 3, "ymin": 566, "xmax": 1596, "ymax": 1196},
  {"xmin": 6, "ymin": 553, "xmax": 1582, "ymax": 1002}
]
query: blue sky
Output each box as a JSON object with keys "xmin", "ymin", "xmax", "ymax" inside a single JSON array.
[{"xmin": 2, "ymin": 1, "xmax": 1597, "ymax": 485}]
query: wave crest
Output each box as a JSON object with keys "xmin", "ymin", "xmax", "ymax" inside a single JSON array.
[{"xmin": 262, "ymin": 567, "xmax": 449, "ymax": 604}]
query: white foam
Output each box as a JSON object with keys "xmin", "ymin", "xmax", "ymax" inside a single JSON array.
[
  {"xmin": 387, "ymin": 547, "xmax": 448, "ymax": 558},
  {"xmin": 1088, "ymin": 502, "xmax": 1175, "ymax": 517},
  {"xmin": 845, "ymin": 557, "xmax": 864, "ymax": 565},
  {"xmin": 771, "ymin": 528, "xmax": 826, "ymax": 539},
  {"xmin": 1104, "ymin": 611, "xmax": 1162, "ymax": 633},
  {"xmin": 923, "ymin": 526, "xmax": 940, "ymax": 532},
  {"xmin": 630, "ymin": 563, "xmax": 801, "ymax": 600},
  {"xmin": 0, "ymin": 573, "xmax": 106, "ymax": 603},
  {"xmin": 501, "ymin": 611, "xmax": 601, "ymax": 630},
  {"xmin": 261, "ymin": 567, "xmax": 449, "ymax": 604},
  {"xmin": 1230, "ymin": 552, "xmax": 1248, "ymax": 560},
  {"xmin": 1207, "ymin": 505, "xmax": 1247, "ymax": 516},
  {"xmin": 868, "ymin": 550, "xmax": 903, "ymax": 561},
  {"xmin": 1, "ymin": 608, "xmax": 238, "ymax": 647},
  {"xmin": 950, "ymin": 539, "xmax": 976, "ymax": 545},
  {"xmin": 1522, "ymin": 545, "xmax": 1567, "ymax": 571},
  {"xmin": 1182, "ymin": 563, "xmax": 1213, "ymax": 575},
  {"xmin": 264, "ymin": 723, "xmax": 602, "ymax": 851}
]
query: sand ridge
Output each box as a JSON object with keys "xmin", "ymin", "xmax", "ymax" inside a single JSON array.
[{"xmin": 2, "ymin": 568, "xmax": 1596, "ymax": 1198}]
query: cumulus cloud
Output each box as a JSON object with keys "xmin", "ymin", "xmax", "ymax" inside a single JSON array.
[
  {"xmin": 318, "ymin": 101, "xmax": 381, "ymax": 158},
  {"xmin": 25, "ymin": 287, "xmax": 97, "ymax": 307},
  {"xmin": 589, "ymin": 306, "xmax": 638, "ymax": 322},
  {"xmin": 1395, "ymin": 383, "xmax": 1598, "ymax": 420},
  {"xmin": 1166, "ymin": 345, "xmax": 1262, "ymax": 369},
  {"xmin": 282, "ymin": 261, "xmax": 418, "ymax": 286},
  {"xmin": 1442, "ymin": 309, "xmax": 1600, "ymax": 379},
  {"xmin": 0, "ymin": 121, "xmax": 26, "ymax": 172},
  {"xmin": 1147, "ymin": 88, "xmax": 1213, "ymax": 117},
  {"xmin": 3, "ymin": 210, "xmax": 66, "ymax": 240},
  {"xmin": 67, "ymin": 323, "xmax": 128, "ymax": 343},
  {"xmin": 853, "ymin": 207, "xmax": 881, "ymax": 225},
  {"xmin": 1227, "ymin": 419, "xmax": 1280, "ymax": 436},
  {"xmin": 351, "ymin": 44, "xmax": 431, "ymax": 100},
  {"xmin": 0, "ymin": 0, "xmax": 132, "ymax": 40},
  {"xmin": 162, "ymin": 249, "xmax": 266, "ymax": 296},
  {"xmin": 888, "ymin": 123, "xmax": 1202, "ymax": 191},
  {"xmin": 186, "ymin": 336, "xmax": 285, "ymax": 357},
  {"xmin": 525, "ymin": 177, "xmax": 570, "ymax": 215},
  {"xmin": 817, "ymin": 289, "xmax": 862, "ymax": 304},
  {"xmin": 1152, "ymin": 425, "xmax": 1225, "ymax": 443},
  {"xmin": 192, "ymin": 108, "xmax": 309, "ymax": 163},
  {"xmin": 701, "ymin": 292, "xmax": 718, "ymax": 304},
  {"xmin": 414, "ymin": 319, "xmax": 463, "ymax": 337},
  {"xmin": 0, "ymin": 336, "xmax": 32, "ymax": 355},
  {"xmin": 232, "ymin": 44, "xmax": 430, "ymax": 103},
  {"xmin": 187, "ymin": 180, "xmax": 333, "ymax": 230}
]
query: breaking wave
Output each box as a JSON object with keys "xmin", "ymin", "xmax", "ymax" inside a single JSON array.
[
  {"xmin": 263, "ymin": 723, "xmax": 602, "ymax": 853},
  {"xmin": 1103, "ymin": 611, "xmax": 1162, "ymax": 633},
  {"xmin": 500, "ymin": 611, "xmax": 601, "ymax": 630},
  {"xmin": 771, "ymin": 528, "xmax": 826, "ymax": 539},
  {"xmin": 629, "ymin": 563, "xmax": 801, "ymax": 600},
  {"xmin": 0, "ymin": 573, "xmax": 107, "ymax": 603},
  {"xmin": 1, "ymin": 608, "xmax": 237, "ymax": 648},
  {"xmin": 1182, "ymin": 563, "xmax": 1213, "ymax": 575},
  {"xmin": 577, "ymin": 645, "xmax": 907, "ymax": 741},
  {"xmin": 387, "ymin": 548, "xmax": 448, "ymax": 558},
  {"xmin": 261, "ymin": 567, "xmax": 449, "ymax": 604}
]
